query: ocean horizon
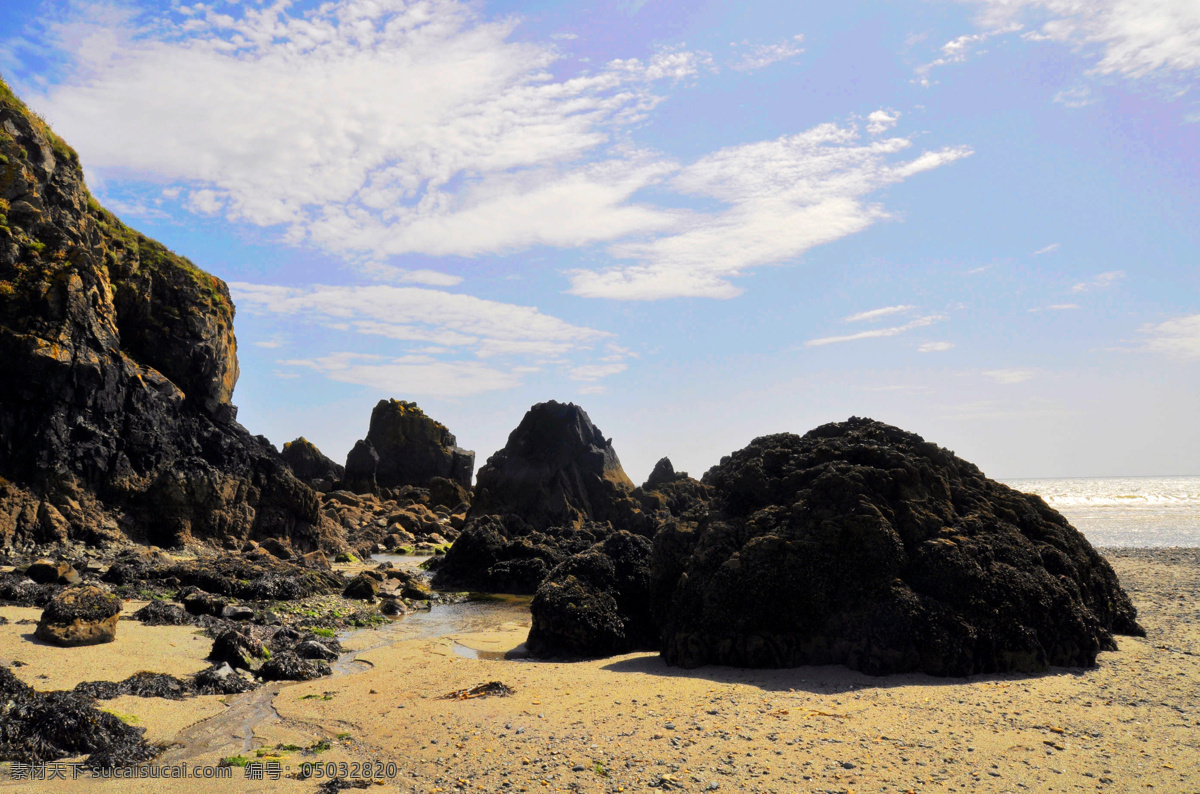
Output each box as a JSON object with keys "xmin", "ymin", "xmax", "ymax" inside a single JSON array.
[{"xmin": 1002, "ymin": 475, "xmax": 1200, "ymax": 548}]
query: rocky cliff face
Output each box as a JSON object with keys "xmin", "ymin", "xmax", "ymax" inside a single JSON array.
[
  {"xmin": 0, "ymin": 78, "xmax": 336, "ymax": 552},
  {"xmin": 343, "ymin": 400, "xmax": 474, "ymax": 493}
]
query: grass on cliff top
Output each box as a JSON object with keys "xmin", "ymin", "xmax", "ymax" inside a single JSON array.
[
  {"xmin": 0, "ymin": 74, "xmax": 80, "ymax": 171},
  {"xmin": 0, "ymin": 73, "xmax": 232, "ymax": 318}
]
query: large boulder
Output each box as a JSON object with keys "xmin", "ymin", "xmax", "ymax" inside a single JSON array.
[
  {"xmin": 343, "ymin": 400, "xmax": 474, "ymax": 494},
  {"xmin": 35, "ymin": 585, "xmax": 122, "ymax": 646},
  {"xmin": 652, "ymin": 418, "xmax": 1144, "ymax": 676},
  {"xmin": 527, "ymin": 531, "xmax": 656, "ymax": 658},
  {"xmin": 0, "ymin": 78, "xmax": 339, "ymax": 553},
  {"xmin": 281, "ymin": 437, "xmax": 345, "ymax": 491}
]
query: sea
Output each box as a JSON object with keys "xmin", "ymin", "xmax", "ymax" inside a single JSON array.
[{"xmin": 1001, "ymin": 476, "xmax": 1200, "ymax": 548}]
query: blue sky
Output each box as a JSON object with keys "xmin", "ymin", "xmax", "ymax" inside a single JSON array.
[{"xmin": 2, "ymin": 0, "xmax": 1197, "ymax": 481}]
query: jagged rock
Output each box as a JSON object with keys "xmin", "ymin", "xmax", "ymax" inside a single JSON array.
[
  {"xmin": 24, "ymin": 559, "xmax": 81, "ymax": 585},
  {"xmin": 260, "ymin": 537, "xmax": 294, "ymax": 560},
  {"xmin": 35, "ymin": 586, "xmax": 121, "ymax": 646},
  {"xmin": 527, "ymin": 531, "xmax": 656, "ymax": 658},
  {"xmin": 0, "ymin": 78, "xmax": 338, "ymax": 553},
  {"xmin": 281, "ymin": 437, "xmax": 345, "ymax": 492},
  {"xmin": 643, "ymin": 457, "xmax": 686, "ymax": 489},
  {"xmin": 0, "ymin": 666, "xmax": 158, "ymax": 764},
  {"xmin": 343, "ymin": 400, "xmax": 474, "ymax": 494},
  {"xmin": 258, "ymin": 651, "xmax": 330, "ymax": 681},
  {"xmin": 468, "ymin": 401, "xmax": 639, "ymax": 530},
  {"xmin": 208, "ymin": 628, "xmax": 267, "ymax": 670},
  {"xmin": 132, "ymin": 600, "xmax": 191, "ymax": 626},
  {"xmin": 652, "ymin": 418, "xmax": 1144, "ymax": 676}
]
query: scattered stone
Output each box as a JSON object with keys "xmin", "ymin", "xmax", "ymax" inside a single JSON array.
[
  {"xmin": 35, "ymin": 586, "xmax": 121, "ymax": 647},
  {"xmin": 294, "ymin": 640, "xmax": 339, "ymax": 661},
  {"xmin": 220, "ymin": 605, "xmax": 255, "ymax": 621},
  {"xmin": 440, "ymin": 681, "xmax": 514, "ymax": 700}
]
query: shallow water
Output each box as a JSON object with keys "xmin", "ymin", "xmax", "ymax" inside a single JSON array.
[{"xmin": 1003, "ymin": 475, "xmax": 1200, "ymax": 548}]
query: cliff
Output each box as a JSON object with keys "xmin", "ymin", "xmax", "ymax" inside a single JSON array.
[{"xmin": 0, "ymin": 77, "xmax": 336, "ymax": 552}]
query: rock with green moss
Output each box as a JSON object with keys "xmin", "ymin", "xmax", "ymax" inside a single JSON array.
[
  {"xmin": 343, "ymin": 400, "xmax": 474, "ymax": 494},
  {"xmin": 0, "ymin": 77, "xmax": 340, "ymax": 553}
]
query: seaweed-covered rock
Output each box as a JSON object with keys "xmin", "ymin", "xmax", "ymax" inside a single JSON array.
[
  {"xmin": 343, "ymin": 400, "xmax": 474, "ymax": 493},
  {"xmin": 527, "ymin": 531, "xmax": 656, "ymax": 658},
  {"xmin": 258, "ymin": 651, "xmax": 330, "ymax": 681},
  {"xmin": 294, "ymin": 640, "xmax": 339, "ymax": 661},
  {"xmin": 25, "ymin": 559, "xmax": 81, "ymax": 585},
  {"xmin": 208, "ymin": 629, "xmax": 267, "ymax": 670},
  {"xmin": 192, "ymin": 663, "xmax": 258, "ymax": 695},
  {"xmin": 281, "ymin": 437, "xmax": 345, "ymax": 491},
  {"xmin": 0, "ymin": 666, "xmax": 158, "ymax": 764},
  {"xmin": 74, "ymin": 672, "xmax": 190, "ymax": 701},
  {"xmin": 652, "ymin": 418, "xmax": 1144, "ymax": 676},
  {"xmin": 132, "ymin": 601, "xmax": 191, "ymax": 626},
  {"xmin": 35, "ymin": 586, "xmax": 122, "ymax": 646},
  {"xmin": 181, "ymin": 590, "xmax": 227, "ymax": 617}
]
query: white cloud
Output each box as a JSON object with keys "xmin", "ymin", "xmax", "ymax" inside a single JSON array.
[
  {"xmin": 1033, "ymin": 242, "xmax": 1060, "ymax": 255},
  {"xmin": 983, "ymin": 368, "xmax": 1036, "ymax": 384},
  {"xmin": 1071, "ymin": 270, "xmax": 1125, "ymax": 292},
  {"xmin": 1053, "ymin": 86, "xmax": 1096, "ymax": 108},
  {"xmin": 956, "ymin": 0, "xmax": 1200, "ymax": 81},
  {"xmin": 866, "ymin": 109, "xmax": 900, "ymax": 134},
  {"xmin": 570, "ymin": 126, "xmax": 972, "ymax": 299},
  {"xmin": 805, "ymin": 314, "xmax": 948, "ymax": 347},
  {"xmin": 1028, "ymin": 303, "xmax": 1080, "ymax": 312},
  {"xmin": 915, "ymin": 24, "xmax": 1023, "ymax": 85},
  {"xmin": 918, "ymin": 341, "xmax": 956, "ymax": 352},
  {"xmin": 845, "ymin": 304, "xmax": 916, "ymax": 323},
  {"xmin": 1140, "ymin": 314, "xmax": 1200, "ymax": 358},
  {"xmin": 730, "ymin": 35, "xmax": 805, "ymax": 72},
  {"xmin": 362, "ymin": 265, "xmax": 464, "ymax": 287},
  {"xmin": 253, "ymin": 340, "xmax": 283, "ymax": 349},
  {"xmin": 282, "ymin": 353, "xmax": 520, "ymax": 397},
  {"xmin": 231, "ymin": 283, "xmax": 623, "ymax": 394},
  {"xmin": 19, "ymin": 0, "xmax": 700, "ymax": 262}
]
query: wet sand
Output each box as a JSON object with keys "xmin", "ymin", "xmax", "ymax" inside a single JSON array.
[{"xmin": 2, "ymin": 548, "xmax": 1197, "ymax": 792}]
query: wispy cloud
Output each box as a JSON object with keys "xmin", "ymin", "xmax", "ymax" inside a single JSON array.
[
  {"xmin": 231, "ymin": 282, "xmax": 627, "ymax": 394},
  {"xmin": 805, "ymin": 314, "xmax": 947, "ymax": 347},
  {"xmin": 914, "ymin": 24, "xmax": 1022, "ymax": 85},
  {"xmin": 844, "ymin": 305, "xmax": 916, "ymax": 323},
  {"xmin": 1053, "ymin": 86, "xmax": 1096, "ymax": 108},
  {"xmin": 1071, "ymin": 270, "xmax": 1125, "ymax": 292},
  {"xmin": 982, "ymin": 368, "xmax": 1036, "ymax": 384},
  {"xmin": 730, "ymin": 35, "xmax": 805, "ymax": 72},
  {"xmin": 8, "ymin": 2, "xmax": 968, "ymax": 301},
  {"xmin": 1032, "ymin": 242, "xmax": 1060, "ymax": 255},
  {"xmin": 1140, "ymin": 314, "xmax": 1200, "ymax": 358},
  {"xmin": 918, "ymin": 341, "xmax": 955, "ymax": 352},
  {"xmin": 953, "ymin": 1, "xmax": 1200, "ymax": 85},
  {"xmin": 570, "ymin": 126, "xmax": 972, "ymax": 299},
  {"xmin": 1028, "ymin": 303, "xmax": 1079, "ymax": 312}
]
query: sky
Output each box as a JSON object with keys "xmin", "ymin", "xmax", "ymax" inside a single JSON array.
[{"xmin": 1, "ymin": 0, "xmax": 1197, "ymax": 482}]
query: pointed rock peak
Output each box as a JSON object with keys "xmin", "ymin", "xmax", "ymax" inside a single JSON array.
[
  {"xmin": 281, "ymin": 437, "xmax": 345, "ymax": 492},
  {"xmin": 344, "ymin": 399, "xmax": 474, "ymax": 494},
  {"xmin": 644, "ymin": 457, "xmax": 687, "ymax": 490}
]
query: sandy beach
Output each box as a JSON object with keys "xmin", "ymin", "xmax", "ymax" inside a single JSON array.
[{"xmin": 1, "ymin": 548, "xmax": 1197, "ymax": 793}]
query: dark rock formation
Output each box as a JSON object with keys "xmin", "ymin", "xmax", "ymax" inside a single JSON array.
[
  {"xmin": 192, "ymin": 662, "xmax": 258, "ymax": 695},
  {"xmin": 208, "ymin": 628, "xmax": 267, "ymax": 670},
  {"xmin": 24, "ymin": 558, "xmax": 80, "ymax": 585},
  {"xmin": 0, "ymin": 665, "xmax": 158, "ymax": 765},
  {"xmin": 527, "ymin": 531, "xmax": 656, "ymax": 658},
  {"xmin": 74, "ymin": 672, "xmax": 189, "ymax": 701},
  {"xmin": 652, "ymin": 418, "xmax": 1143, "ymax": 676},
  {"xmin": 102, "ymin": 552, "xmax": 341, "ymax": 601},
  {"xmin": 342, "ymin": 572, "xmax": 380, "ymax": 600},
  {"xmin": 469, "ymin": 401, "xmax": 637, "ymax": 529},
  {"xmin": 643, "ymin": 457, "xmax": 686, "ymax": 489},
  {"xmin": 437, "ymin": 402, "xmax": 707, "ymax": 594},
  {"xmin": 281, "ymin": 437, "xmax": 345, "ymax": 492},
  {"xmin": 343, "ymin": 400, "xmax": 474, "ymax": 494},
  {"xmin": 132, "ymin": 600, "xmax": 191, "ymax": 626},
  {"xmin": 35, "ymin": 585, "xmax": 121, "ymax": 646},
  {"xmin": 0, "ymin": 78, "xmax": 338, "ymax": 553}
]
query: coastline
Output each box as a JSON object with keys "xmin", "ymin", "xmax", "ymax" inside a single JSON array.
[{"xmin": 2, "ymin": 547, "xmax": 1197, "ymax": 792}]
